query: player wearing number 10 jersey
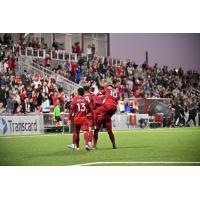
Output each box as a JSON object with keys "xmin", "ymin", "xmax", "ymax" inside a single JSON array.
[
  {"xmin": 68, "ymin": 88, "xmax": 92, "ymax": 151},
  {"xmin": 93, "ymin": 83, "xmax": 118, "ymax": 149}
]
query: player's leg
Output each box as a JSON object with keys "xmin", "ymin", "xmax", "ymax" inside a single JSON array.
[
  {"xmin": 83, "ymin": 131, "xmax": 91, "ymax": 151},
  {"xmin": 73, "ymin": 124, "xmax": 81, "ymax": 150},
  {"xmin": 81, "ymin": 121, "xmax": 92, "ymax": 151},
  {"xmin": 67, "ymin": 127, "xmax": 76, "ymax": 149},
  {"xmin": 87, "ymin": 117, "xmax": 94, "ymax": 148},
  {"xmin": 93, "ymin": 105, "xmax": 106, "ymax": 127},
  {"xmin": 105, "ymin": 116, "xmax": 116, "ymax": 149},
  {"xmin": 93, "ymin": 128, "xmax": 100, "ymax": 149},
  {"xmin": 82, "ymin": 121, "xmax": 89, "ymax": 145},
  {"xmin": 93, "ymin": 115, "xmax": 103, "ymax": 149},
  {"xmin": 83, "ymin": 131, "xmax": 89, "ymax": 145}
]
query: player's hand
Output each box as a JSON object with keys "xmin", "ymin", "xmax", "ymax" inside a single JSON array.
[{"xmin": 68, "ymin": 120, "xmax": 71, "ymax": 126}]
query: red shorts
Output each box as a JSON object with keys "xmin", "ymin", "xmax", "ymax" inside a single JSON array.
[
  {"xmin": 96, "ymin": 114, "xmax": 112, "ymax": 131},
  {"xmin": 87, "ymin": 116, "xmax": 94, "ymax": 127},
  {"xmin": 95, "ymin": 104, "xmax": 117, "ymax": 118},
  {"xmin": 81, "ymin": 120, "xmax": 89, "ymax": 131},
  {"xmin": 74, "ymin": 116, "xmax": 86, "ymax": 125}
]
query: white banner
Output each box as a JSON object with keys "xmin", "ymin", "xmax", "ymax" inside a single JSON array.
[
  {"xmin": 0, "ymin": 115, "xmax": 44, "ymax": 136},
  {"xmin": 112, "ymin": 114, "xmax": 149, "ymax": 130}
]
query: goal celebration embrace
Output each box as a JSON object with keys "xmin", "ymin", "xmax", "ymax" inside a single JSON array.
[{"xmin": 67, "ymin": 82, "xmax": 118, "ymax": 151}]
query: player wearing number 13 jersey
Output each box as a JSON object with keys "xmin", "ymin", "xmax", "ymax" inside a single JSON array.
[{"xmin": 68, "ymin": 88, "xmax": 92, "ymax": 151}]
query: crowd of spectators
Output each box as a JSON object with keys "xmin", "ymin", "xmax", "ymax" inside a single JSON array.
[
  {"xmin": 0, "ymin": 34, "xmax": 199, "ymax": 127},
  {"xmin": 0, "ymin": 37, "xmax": 72, "ymax": 116}
]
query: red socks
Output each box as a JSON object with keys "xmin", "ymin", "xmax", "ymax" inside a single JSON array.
[{"xmin": 84, "ymin": 131, "xmax": 93, "ymax": 145}]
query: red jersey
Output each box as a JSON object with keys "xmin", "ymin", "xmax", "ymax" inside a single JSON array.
[
  {"xmin": 93, "ymin": 94, "xmax": 105, "ymax": 110},
  {"xmin": 52, "ymin": 93, "xmax": 58, "ymax": 104},
  {"xmin": 8, "ymin": 58, "xmax": 13, "ymax": 70},
  {"xmin": 68, "ymin": 96, "xmax": 91, "ymax": 120},
  {"xmin": 84, "ymin": 91, "xmax": 95, "ymax": 109},
  {"xmin": 101, "ymin": 88, "xmax": 118, "ymax": 107}
]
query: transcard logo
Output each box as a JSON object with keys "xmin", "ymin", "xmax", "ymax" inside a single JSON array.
[{"xmin": 0, "ymin": 117, "xmax": 8, "ymax": 135}]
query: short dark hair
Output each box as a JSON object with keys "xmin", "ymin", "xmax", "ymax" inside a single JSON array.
[
  {"xmin": 90, "ymin": 87, "xmax": 95, "ymax": 92},
  {"xmin": 83, "ymin": 85, "xmax": 90, "ymax": 91},
  {"xmin": 78, "ymin": 88, "xmax": 85, "ymax": 96}
]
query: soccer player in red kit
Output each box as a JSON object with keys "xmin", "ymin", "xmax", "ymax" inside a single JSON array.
[
  {"xmin": 93, "ymin": 84, "xmax": 118, "ymax": 149},
  {"xmin": 68, "ymin": 88, "xmax": 92, "ymax": 151},
  {"xmin": 83, "ymin": 85, "xmax": 95, "ymax": 149}
]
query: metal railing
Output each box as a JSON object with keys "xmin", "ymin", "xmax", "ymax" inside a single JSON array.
[
  {"xmin": 19, "ymin": 46, "xmax": 132, "ymax": 66},
  {"xmin": 20, "ymin": 47, "xmax": 78, "ymax": 62},
  {"xmin": 43, "ymin": 113, "xmax": 70, "ymax": 133},
  {"xmin": 17, "ymin": 56, "xmax": 81, "ymax": 94}
]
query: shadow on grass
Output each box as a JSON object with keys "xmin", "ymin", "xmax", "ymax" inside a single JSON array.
[
  {"xmin": 98, "ymin": 145, "xmax": 152, "ymax": 151},
  {"xmin": 23, "ymin": 145, "xmax": 152, "ymax": 160}
]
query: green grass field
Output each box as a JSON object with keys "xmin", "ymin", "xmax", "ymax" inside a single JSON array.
[{"xmin": 0, "ymin": 127, "xmax": 200, "ymax": 166}]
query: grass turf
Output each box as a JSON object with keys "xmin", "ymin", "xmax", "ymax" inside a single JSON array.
[{"xmin": 0, "ymin": 127, "xmax": 200, "ymax": 166}]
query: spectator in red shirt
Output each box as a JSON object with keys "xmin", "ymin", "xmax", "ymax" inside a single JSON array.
[
  {"xmin": 20, "ymin": 90, "xmax": 27, "ymax": 101},
  {"xmin": 7, "ymin": 56, "xmax": 13, "ymax": 71},
  {"xmin": 70, "ymin": 60, "xmax": 77, "ymax": 82}
]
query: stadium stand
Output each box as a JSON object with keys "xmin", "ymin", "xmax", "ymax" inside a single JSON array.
[{"xmin": 0, "ymin": 33, "xmax": 199, "ymax": 129}]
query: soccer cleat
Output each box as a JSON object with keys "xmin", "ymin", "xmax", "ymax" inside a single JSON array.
[
  {"xmin": 85, "ymin": 144, "xmax": 91, "ymax": 151},
  {"xmin": 67, "ymin": 144, "xmax": 76, "ymax": 149},
  {"xmin": 88, "ymin": 142, "xmax": 93, "ymax": 149},
  {"xmin": 92, "ymin": 145, "xmax": 97, "ymax": 150},
  {"xmin": 113, "ymin": 144, "xmax": 117, "ymax": 149}
]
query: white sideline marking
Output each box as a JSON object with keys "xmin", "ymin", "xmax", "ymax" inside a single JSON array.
[{"xmin": 72, "ymin": 161, "xmax": 200, "ymax": 166}]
